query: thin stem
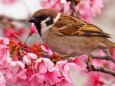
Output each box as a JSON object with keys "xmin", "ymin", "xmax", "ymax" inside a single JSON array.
[{"xmin": 24, "ymin": 34, "xmax": 30, "ymax": 43}]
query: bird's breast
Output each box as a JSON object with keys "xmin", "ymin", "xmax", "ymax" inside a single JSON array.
[{"xmin": 42, "ymin": 30, "xmax": 96, "ymax": 56}]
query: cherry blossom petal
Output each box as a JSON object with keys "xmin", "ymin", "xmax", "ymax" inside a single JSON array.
[
  {"xmin": 39, "ymin": 61, "xmax": 47, "ymax": 73},
  {"xmin": 0, "ymin": 72, "xmax": 6, "ymax": 86},
  {"xmin": 43, "ymin": 58, "xmax": 54, "ymax": 70},
  {"xmin": 0, "ymin": 37, "xmax": 9, "ymax": 45},
  {"xmin": 29, "ymin": 23, "xmax": 38, "ymax": 35},
  {"xmin": 73, "ymin": 55, "xmax": 87, "ymax": 70},
  {"xmin": 10, "ymin": 61, "xmax": 17, "ymax": 67},
  {"xmin": 18, "ymin": 69, "xmax": 27, "ymax": 80},
  {"xmin": 56, "ymin": 60, "xmax": 74, "ymax": 82},
  {"xmin": 0, "ymin": 45, "xmax": 10, "ymax": 63},
  {"xmin": 41, "ymin": 44, "xmax": 53, "ymax": 56},
  {"xmin": 17, "ymin": 61, "xmax": 25, "ymax": 69},
  {"xmin": 23, "ymin": 55, "xmax": 31, "ymax": 65},
  {"xmin": 10, "ymin": 61, "xmax": 25, "ymax": 69},
  {"xmin": 45, "ymin": 71, "xmax": 60, "ymax": 84},
  {"xmin": 27, "ymin": 53, "xmax": 37, "ymax": 59},
  {"xmin": 6, "ymin": 56, "xmax": 12, "ymax": 63}
]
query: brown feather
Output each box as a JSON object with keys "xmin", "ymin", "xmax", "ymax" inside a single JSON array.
[
  {"xmin": 54, "ymin": 15, "xmax": 111, "ymax": 38},
  {"xmin": 33, "ymin": 9, "xmax": 58, "ymax": 18}
]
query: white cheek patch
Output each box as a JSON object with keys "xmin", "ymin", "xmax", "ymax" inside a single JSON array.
[
  {"xmin": 40, "ymin": 13, "xmax": 61, "ymax": 36},
  {"xmin": 41, "ymin": 17, "xmax": 53, "ymax": 35},
  {"xmin": 53, "ymin": 13, "xmax": 61, "ymax": 23}
]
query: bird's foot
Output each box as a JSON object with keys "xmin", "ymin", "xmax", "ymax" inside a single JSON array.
[
  {"xmin": 86, "ymin": 56, "xmax": 93, "ymax": 71},
  {"xmin": 86, "ymin": 62, "xmax": 92, "ymax": 71}
]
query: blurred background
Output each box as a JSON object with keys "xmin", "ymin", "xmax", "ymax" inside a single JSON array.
[
  {"xmin": 0, "ymin": 0, "xmax": 42, "ymax": 44},
  {"xmin": 0, "ymin": 0, "xmax": 115, "ymax": 45},
  {"xmin": 93, "ymin": 0, "xmax": 115, "ymax": 41}
]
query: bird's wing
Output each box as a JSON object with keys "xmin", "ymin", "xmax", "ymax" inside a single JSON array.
[{"xmin": 57, "ymin": 22, "xmax": 111, "ymax": 38}]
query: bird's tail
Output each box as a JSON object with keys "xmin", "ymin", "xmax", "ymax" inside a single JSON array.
[{"xmin": 104, "ymin": 39, "xmax": 115, "ymax": 48}]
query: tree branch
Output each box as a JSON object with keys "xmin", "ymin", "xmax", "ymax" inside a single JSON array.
[
  {"xmin": 93, "ymin": 56, "xmax": 115, "ymax": 63},
  {"xmin": 87, "ymin": 65, "xmax": 115, "ymax": 77},
  {"xmin": 20, "ymin": 46, "xmax": 33, "ymax": 53}
]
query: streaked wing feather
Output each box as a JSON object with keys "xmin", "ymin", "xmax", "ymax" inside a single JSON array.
[{"xmin": 58, "ymin": 23, "xmax": 111, "ymax": 38}]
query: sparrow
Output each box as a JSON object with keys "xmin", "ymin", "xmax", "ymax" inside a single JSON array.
[{"xmin": 28, "ymin": 9, "xmax": 115, "ymax": 61}]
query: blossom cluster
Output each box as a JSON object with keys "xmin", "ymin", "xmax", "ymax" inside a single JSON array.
[
  {"xmin": 0, "ymin": 23, "xmax": 115, "ymax": 86},
  {"xmin": 0, "ymin": 15, "xmax": 25, "ymax": 38},
  {"xmin": 0, "ymin": 37, "xmax": 74, "ymax": 86},
  {"xmin": 40, "ymin": 0, "xmax": 103, "ymax": 22},
  {"xmin": 0, "ymin": 34, "xmax": 90, "ymax": 86}
]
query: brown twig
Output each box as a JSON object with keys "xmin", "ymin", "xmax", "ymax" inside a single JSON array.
[
  {"xmin": 93, "ymin": 56, "xmax": 115, "ymax": 63},
  {"xmin": 20, "ymin": 46, "xmax": 33, "ymax": 53},
  {"xmin": 87, "ymin": 65, "xmax": 115, "ymax": 77},
  {"xmin": 70, "ymin": 0, "xmax": 80, "ymax": 17}
]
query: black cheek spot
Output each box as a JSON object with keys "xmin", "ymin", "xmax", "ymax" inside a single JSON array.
[{"xmin": 46, "ymin": 18, "xmax": 54, "ymax": 26}]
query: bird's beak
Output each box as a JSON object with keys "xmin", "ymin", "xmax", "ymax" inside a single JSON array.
[{"xmin": 28, "ymin": 17, "xmax": 35, "ymax": 22}]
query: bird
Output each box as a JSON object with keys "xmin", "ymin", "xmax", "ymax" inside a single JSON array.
[{"xmin": 28, "ymin": 9, "xmax": 115, "ymax": 68}]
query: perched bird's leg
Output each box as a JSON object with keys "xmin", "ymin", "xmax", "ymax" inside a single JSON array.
[{"xmin": 86, "ymin": 55, "xmax": 93, "ymax": 71}]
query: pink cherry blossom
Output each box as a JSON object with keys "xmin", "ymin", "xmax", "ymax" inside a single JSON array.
[
  {"xmin": 23, "ymin": 53, "xmax": 37, "ymax": 65},
  {"xmin": 89, "ymin": 0, "xmax": 103, "ymax": 14},
  {"xmin": 41, "ymin": 44, "xmax": 53, "ymax": 56},
  {"xmin": 40, "ymin": 0, "xmax": 103, "ymax": 22},
  {"xmin": 76, "ymin": 0, "xmax": 103, "ymax": 22},
  {"xmin": 3, "ymin": 28, "xmax": 16, "ymax": 38},
  {"xmin": 16, "ymin": 28, "xmax": 25, "ymax": 36},
  {"xmin": 90, "ymin": 72, "xmax": 104, "ymax": 86},
  {"xmin": 29, "ymin": 73, "xmax": 44, "ymax": 85},
  {"xmin": 0, "ymin": 45, "xmax": 10, "ymax": 63},
  {"xmin": 10, "ymin": 60, "xmax": 25, "ymax": 69},
  {"xmin": 40, "ymin": 0, "xmax": 61, "ymax": 11},
  {"xmin": 34, "ymin": 58, "xmax": 78, "ymax": 85},
  {"xmin": 40, "ymin": 0, "xmax": 69, "ymax": 13},
  {"xmin": 0, "ymin": 72, "xmax": 6, "ymax": 86},
  {"xmin": 76, "ymin": 1, "xmax": 95, "ymax": 22},
  {"xmin": 56, "ymin": 78, "xmax": 74, "ymax": 86},
  {"xmin": 63, "ymin": 2, "xmax": 71, "ymax": 15},
  {"xmin": 0, "ymin": 37, "xmax": 9, "ymax": 45},
  {"xmin": 73, "ymin": 55, "xmax": 87, "ymax": 70},
  {"xmin": 18, "ymin": 69, "xmax": 27, "ymax": 80},
  {"xmin": 29, "ymin": 23, "xmax": 38, "ymax": 36},
  {"xmin": 35, "ymin": 58, "xmax": 55, "ymax": 73},
  {"xmin": 1, "ymin": 0, "xmax": 17, "ymax": 4},
  {"xmin": 56, "ymin": 60, "xmax": 77, "ymax": 84},
  {"xmin": 0, "ymin": 62, "xmax": 19, "ymax": 84},
  {"xmin": 34, "ymin": 58, "xmax": 61, "ymax": 85}
]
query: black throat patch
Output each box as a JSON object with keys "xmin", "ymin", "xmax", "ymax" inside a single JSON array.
[
  {"xmin": 33, "ymin": 16, "xmax": 54, "ymax": 36},
  {"xmin": 34, "ymin": 22, "xmax": 41, "ymax": 36}
]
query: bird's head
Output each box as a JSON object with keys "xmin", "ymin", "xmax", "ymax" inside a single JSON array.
[{"xmin": 28, "ymin": 9, "xmax": 61, "ymax": 35}]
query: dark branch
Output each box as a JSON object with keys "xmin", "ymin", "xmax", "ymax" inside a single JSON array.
[
  {"xmin": 93, "ymin": 56, "xmax": 115, "ymax": 63},
  {"xmin": 20, "ymin": 46, "xmax": 33, "ymax": 53},
  {"xmin": 87, "ymin": 65, "xmax": 115, "ymax": 77}
]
